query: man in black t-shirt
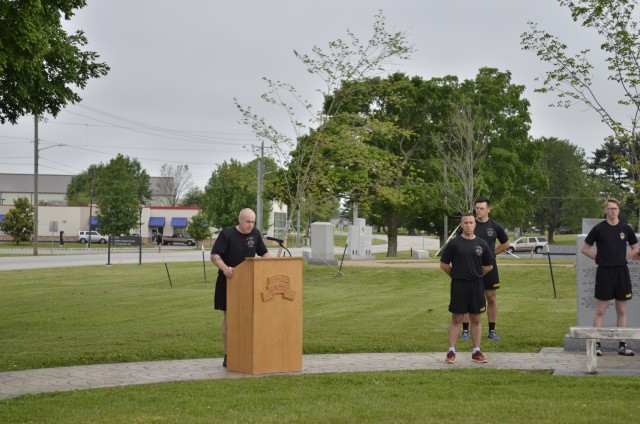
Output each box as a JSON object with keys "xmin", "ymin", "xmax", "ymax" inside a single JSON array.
[
  {"xmin": 460, "ymin": 198, "xmax": 510, "ymax": 342},
  {"xmin": 581, "ymin": 198, "xmax": 638, "ymax": 357},
  {"xmin": 210, "ymin": 208, "xmax": 271, "ymax": 367},
  {"xmin": 440, "ymin": 212, "xmax": 494, "ymax": 365}
]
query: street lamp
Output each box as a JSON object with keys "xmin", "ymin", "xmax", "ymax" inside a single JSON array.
[
  {"xmin": 32, "ymin": 114, "xmax": 65, "ymax": 256},
  {"xmin": 138, "ymin": 206, "xmax": 143, "ymax": 266}
]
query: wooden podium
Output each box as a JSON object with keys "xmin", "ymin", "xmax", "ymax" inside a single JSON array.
[{"xmin": 226, "ymin": 257, "xmax": 303, "ymax": 374}]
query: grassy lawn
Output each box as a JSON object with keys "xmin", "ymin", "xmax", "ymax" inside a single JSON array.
[{"xmin": 1, "ymin": 259, "xmax": 638, "ymax": 422}]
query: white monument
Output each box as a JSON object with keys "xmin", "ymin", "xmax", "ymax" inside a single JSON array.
[
  {"xmin": 304, "ymin": 222, "xmax": 338, "ymax": 265},
  {"xmin": 344, "ymin": 218, "xmax": 376, "ymax": 260}
]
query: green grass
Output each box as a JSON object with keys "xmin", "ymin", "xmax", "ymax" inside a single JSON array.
[
  {"xmin": 0, "ymin": 262, "xmax": 575, "ymax": 371},
  {"xmin": 1, "ymin": 369, "xmax": 638, "ymax": 423},
  {"xmin": 1, "ymin": 259, "xmax": 636, "ymax": 422}
]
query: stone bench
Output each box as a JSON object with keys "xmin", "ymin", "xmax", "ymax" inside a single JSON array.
[{"xmin": 569, "ymin": 326, "xmax": 640, "ymax": 373}]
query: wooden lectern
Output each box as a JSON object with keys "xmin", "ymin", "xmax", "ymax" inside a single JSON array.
[{"xmin": 226, "ymin": 257, "xmax": 303, "ymax": 374}]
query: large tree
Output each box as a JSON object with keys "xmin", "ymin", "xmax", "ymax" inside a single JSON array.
[
  {"xmin": 521, "ymin": 0, "xmax": 640, "ymax": 227},
  {"xmin": 0, "ymin": 0, "xmax": 109, "ymax": 124},
  {"xmin": 532, "ymin": 137, "xmax": 606, "ymax": 241},
  {"xmin": 313, "ymin": 69, "xmax": 543, "ymax": 252},
  {"xmin": 66, "ymin": 155, "xmax": 151, "ymax": 206},
  {"xmin": 235, "ymin": 12, "xmax": 413, "ymax": 240},
  {"xmin": 201, "ymin": 158, "xmax": 276, "ymax": 230},
  {"xmin": 93, "ymin": 155, "xmax": 141, "ymax": 236},
  {"xmin": 0, "ymin": 197, "xmax": 34, "ymax": 245}
]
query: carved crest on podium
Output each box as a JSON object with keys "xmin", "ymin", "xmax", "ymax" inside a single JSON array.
[{"xmin": 262, "ymin": 275, "xmax": 296, "ymax": 302}]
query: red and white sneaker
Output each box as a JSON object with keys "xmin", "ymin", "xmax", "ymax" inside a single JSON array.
[
  {"xmin": 445, "ymin": 351, "xmax": 456, "ymax": 364},
  {"xmin": 472, "ymin": 351, "xmax": 488, "ymax": 363}
]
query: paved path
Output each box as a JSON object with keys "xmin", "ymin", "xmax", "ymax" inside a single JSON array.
[{"xmin": 1, "ymin": 348, "xmax": 639, "ymax": 399}]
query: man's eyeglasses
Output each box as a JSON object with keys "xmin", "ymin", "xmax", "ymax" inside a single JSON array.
[{"xmin": 607, "ymin": 207, "xmax": 619, "ymax": 211}]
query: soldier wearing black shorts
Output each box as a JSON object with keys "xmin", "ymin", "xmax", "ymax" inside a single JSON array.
[
  {"xmin": 440, "ymin": 212, "xmax": 494, "ymax": 364},
  {"xmin": 460, "ymin": 198, "xmax": 510, "ymax": 341},
  {"xmin": 581, "ymin": 198, "xmax": 638, "ymax": 357}
]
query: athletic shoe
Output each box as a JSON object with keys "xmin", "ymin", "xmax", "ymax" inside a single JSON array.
[
  {"xmin": 487, "ymin": 330, "xmax": 501, "ymax": 341},
  {"xmin": 595, "ymin": 345, "xmax": 602, "ymax": 357},
  {"xmin": 619, "ymin": 345, "xmax": 635, "ymax": 356},
  {"xmin": 472, "ymin": 351, "xmax": 488, "ymax": 363},
  {"xmin": 223, "ymin": 354, "xmax": 227, "ymax": 367},
  {"xmin": 460, "ymin": 330, "xmax": 470, "ymax": 341},
  {"xmin": 445, "ymin": 351, "xmax": 456, "ymax": 364}
]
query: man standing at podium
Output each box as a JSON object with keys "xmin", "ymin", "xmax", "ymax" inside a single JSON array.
[{"xmin": 210, "ymin": 208, "xmax": 272, "ymax": 367}]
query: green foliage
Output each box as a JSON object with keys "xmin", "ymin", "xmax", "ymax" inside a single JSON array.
[
  {"xmin": 202, "ymin": 159, "xmax": 257, "ymax": 228},
  {"xmin": 522, "ymin": 0, "xmax": 640, "ymax": 220},
  {"xmin": 66, "ymin": 155, "xmax": 151, "ymax": 206},
  {"xmin": 94, "ymin": 155, "xmax": 142, "ymax": 236},
  {"xmin": 186, "ymin": 212, "xmax": 212, "ymax": 242},
  {"xmin": 179, "ymin": 186, "xmax": 204, "ymax": 206},
  {"xmin": 202, "ymin": 158, "xmax": 273, "ymax": 229},
  {"xmin": 0, "ymin": 0, "xmax": 110, "ymax": 124},
  {"xmin": 0, "ymin": 197, "xmax": 34, "ymax": 245},
  {"xmin": 533, "ymin": 137, "xmax": 610, "ymax": 240},
  {"xmin": 65, "ymin": 164, "xmax": 100, "ymax": 205}
]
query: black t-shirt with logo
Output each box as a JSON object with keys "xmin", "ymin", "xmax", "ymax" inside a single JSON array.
[
  {"xmin": 440, "ymin": 235, "xmax": 493, "ymax": 280},
  {"xmin": 584, "ymin": 220, "xmax": 638, "ymax": 267}
]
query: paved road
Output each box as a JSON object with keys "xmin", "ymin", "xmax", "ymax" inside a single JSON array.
[{"xmin": 0, "ymin": 235, "xmax": 442, "ymax": 271}]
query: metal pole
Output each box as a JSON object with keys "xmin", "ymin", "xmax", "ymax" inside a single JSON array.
[
  {"xmin": 138, "ymin": 207, "xmax": 143, "ymax": 266},
  {"xmin": 256, "ymin": 141, "xmax": 263, "ymax": 233},
  {"xmin": 33, "ymin": 115, "xmax": 39, "ymax": 256}
]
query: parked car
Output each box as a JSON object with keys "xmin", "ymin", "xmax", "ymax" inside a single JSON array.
[
  {"xmin": 557, "ymin": 227, "xmax": 573, "ymax": 234},
  {"xmin": 77, "ymin": 230, "xmax": 109, "ymax": 244},
  {"xmin": 506, "ymin": 236, "xmax": 549, "ymax": 254},
  {"xmin": 162, "ymin": 233, "xmax": 196, "ymax": 246}
]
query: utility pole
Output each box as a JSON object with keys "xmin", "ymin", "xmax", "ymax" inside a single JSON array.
[
  {"xmin": 256, "ymin": 141, "xmax": 264, "ymax": 233},
  {"xmin": 33, "ymin": 115, "xmax": 39, "ymax": 256}
]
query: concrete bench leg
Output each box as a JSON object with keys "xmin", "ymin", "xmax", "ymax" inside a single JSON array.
[{"xmin": 585, "ymin": 339, "xmax": 597, "ymax": 374}]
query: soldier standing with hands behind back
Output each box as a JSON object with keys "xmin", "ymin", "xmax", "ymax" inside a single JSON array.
[
  {"xmin": 581, "ymin": 198, "xmax": 637, "ymax": 357},
  {"xmin": 460, "ymin": 198, "xmax": 510, "ymax": 341},
  {"xmin": 440, "ymin": 212, "xmax": 494, "ymax": 364}
]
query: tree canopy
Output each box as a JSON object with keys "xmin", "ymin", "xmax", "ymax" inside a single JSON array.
[
  {"xmin": 0, "ymin": 0, "xmax": 109, "ymax": 124},
  {"xmin": 66, "ymin": 155, "xmax": 151, "ymax": 206},
  {"xmin": 93, "ymin": 155, "xmax": 142, "ymax": 236},
  {"xmin": 201, "ymin": 158, "xmax": 276, "ymax": 230}
]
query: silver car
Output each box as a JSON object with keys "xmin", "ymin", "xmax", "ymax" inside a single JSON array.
[
  {"xmin": 77, "ymin": 230, "xmax": 109, "ymax": 244},
  {"xmin": 506, "ymin": 236, "xmax": 548, "ymax": 254}
]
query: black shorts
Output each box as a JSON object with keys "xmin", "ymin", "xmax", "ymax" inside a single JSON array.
[
  {"xmin": 595, "ymin": 266, "xmax": 633, "ymax": 301},
  {"xmin": 214, "ymin": 274, "xmax": 227, "ymax": 311},
  {"xmin": 448, "ymin": 278, "xmax": 486, "ymax": 315},
  {"xmin": 483, "ymin": 267, "xmax": 500, "ymax": 291}
]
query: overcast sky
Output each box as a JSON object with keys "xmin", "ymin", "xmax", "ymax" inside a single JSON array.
[{"xmin": 0, "ymin": 0, "xmax": 625, "ymax": 189}]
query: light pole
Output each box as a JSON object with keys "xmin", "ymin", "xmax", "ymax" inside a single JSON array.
[
  {"xmin": 32, "ymin": 114, "xmax": 64, "ymax": 256},
  {"xmin": 138, "ymin": 206, "xmax": 143, "ymax": 266},
  {"xmin": 33, "ymin": 115, "xmax": 39, "ymax": 256}
]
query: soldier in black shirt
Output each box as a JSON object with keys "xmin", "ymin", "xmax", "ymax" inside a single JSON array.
[
  {"xmin": 440, "ymin": 212, "xmax": 493, "ymax": 364},
  {"xmin": 460, "ymin": 198, "xmax": 510, "ymax": 342},
  {"xmin": 581, "ymin": 198, "xmax": 637, "ymax": 357},
  {"xmin": 210, "ymin": 208, "xmax": 271, "ymax": 366}
]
